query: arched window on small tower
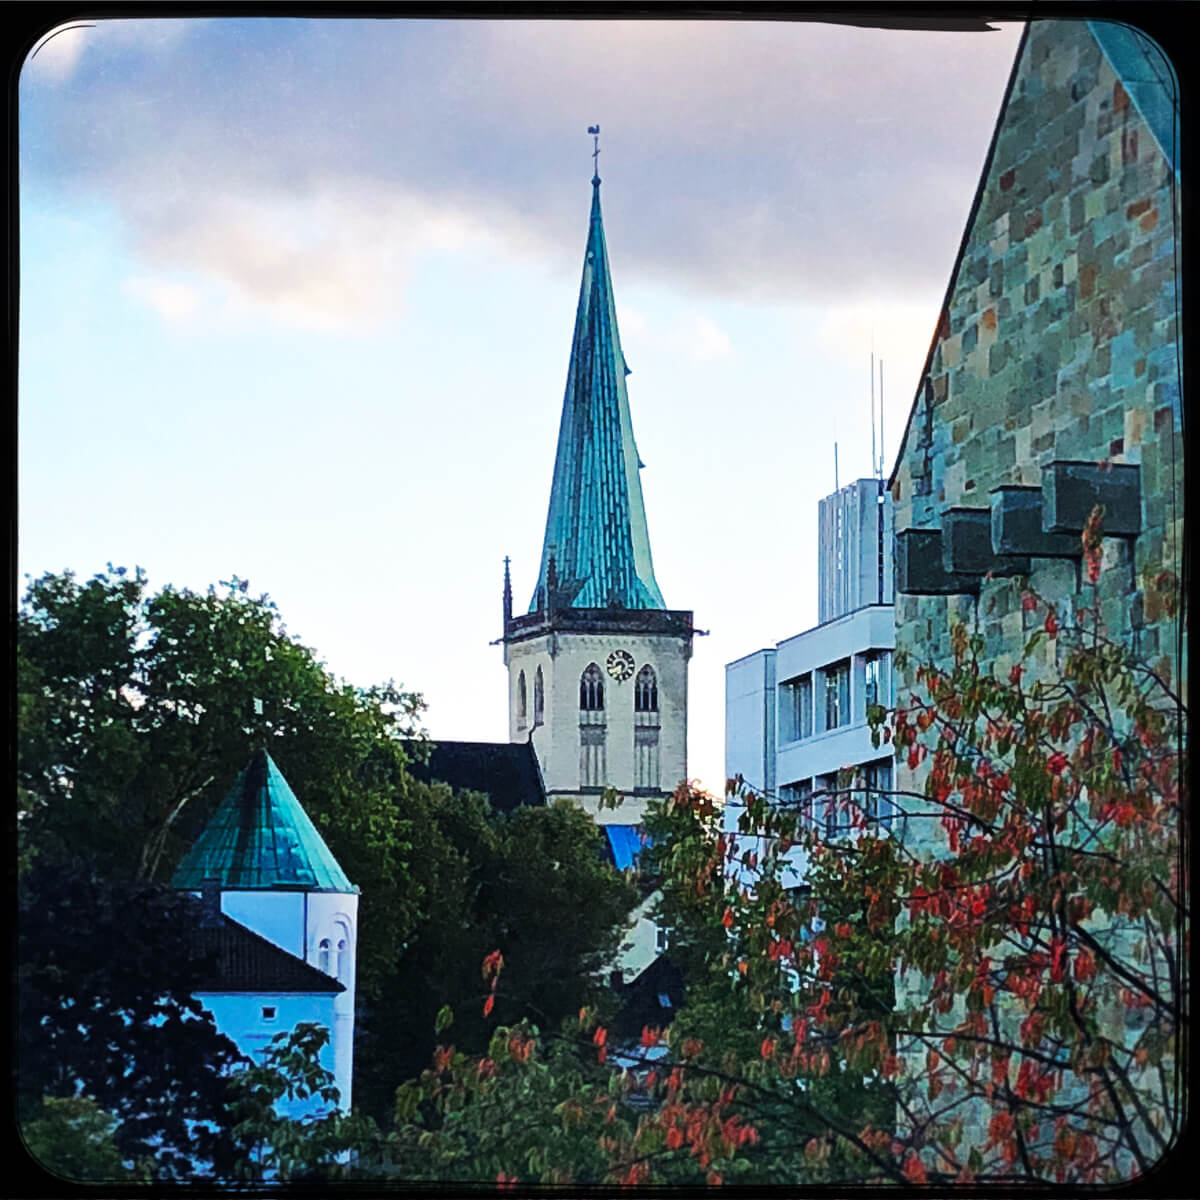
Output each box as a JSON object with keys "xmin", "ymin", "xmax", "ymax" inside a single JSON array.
[
  {"xmin": 634, "ymin": 664, "xmax": 661, "ymax": 792},
  {"xmin": 634, "ymin": 664, "xmax": 658, "ymax": 713},
  {"xmin": 516, "ymin": 670, "xmax": 527, "ymax": 726},
  {"xmin": 580, "ymin": 663, "xmax": 604, "ymax": 711},
  {"xmin": 579, "ymin": 663, "xmax": 606, "ymax": 789},
  {"xmin": 533, "ymin": 666, "xmax": 545, "ymax": 725},
  {"xmin": 319, "ymin": 937, "xmax": 332, "ymax": 975},
  {"xmin": 336, "ymin": 937, "xmax": 349, "ymax": 983}
]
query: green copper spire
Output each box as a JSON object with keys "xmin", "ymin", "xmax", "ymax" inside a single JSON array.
[
  {"xmin": 530, "ymin": 164, "xmax": 666, "ymax": 612},
  {"xmin": 172, "ymin": 749, "xmax": 356, "ymax": 892}
]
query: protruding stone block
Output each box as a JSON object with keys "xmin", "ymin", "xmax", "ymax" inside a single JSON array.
[
  {"xmin": 896, "ymin": 529, "xmax": 980, "ymax": 595},
  {"xmin": 943, "ymin": 507, "xmax": 1031, "ymax": 577},
  {"xmin": 990, "ymin": 485, "xmax": 1082, "ymax": 558},
  {"xmin": 1042, "ymin": 461, "xmax": 1142, "ymax": 536}
]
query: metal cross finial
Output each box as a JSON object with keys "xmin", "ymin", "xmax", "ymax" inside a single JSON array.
[{"xmin": 588, "ymin": 124, "xmax": 600, "ymax": 184}]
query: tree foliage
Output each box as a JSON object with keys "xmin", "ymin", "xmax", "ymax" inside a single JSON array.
[
  {"xmin": 227, "ymin": 1023, "xmax": 382, "ymax": 1180},
  {"xmin": 17, "ymin": 566, "xmax": 425, "ymax": 1002},
  {"xmin": 21, "ymin": 1095, "xmax": 151, "ymax": 1184},
  {"xmin": 17, "ymin": 864, "xmax": 250, "ymax": 1180},
  {"xmin": 354, "ymin": 784, "xmax": 638, "ymax": 1121},
  {"xmin": 383, "ymin": 580, "xmax": 1184, "ymax": 1186},
  {"xmin": 17, "ymin": 567, "xmax": 640, "ymax": 1165}
]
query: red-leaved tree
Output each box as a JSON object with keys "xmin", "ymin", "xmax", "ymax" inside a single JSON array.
[{"xmin": 381, "ymin": 574, "xmax": 1184, "ymax": 1186}]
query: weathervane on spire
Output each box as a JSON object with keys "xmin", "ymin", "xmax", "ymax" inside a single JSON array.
[{"xmin": 588, "ymin": 124, "xmax": 601, "ymax": 185}]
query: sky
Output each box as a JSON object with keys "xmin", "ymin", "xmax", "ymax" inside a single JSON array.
[{"xmin": 18, "ymin": 16, "xmax": 1026, "ymax": 797}]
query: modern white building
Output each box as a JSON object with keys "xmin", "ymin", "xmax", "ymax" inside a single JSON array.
[{"xmin": 724, "ymin": 477, "xmax": 896, "ymax": 890}]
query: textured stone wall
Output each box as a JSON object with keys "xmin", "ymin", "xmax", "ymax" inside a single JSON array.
[
  {"xmin": 887, "ymin": 19, "xmax": 1183, "ymax": 1170},
  {"xmin": 892, "ymin": 17, "xmax": 1183, "ymax": 720}
]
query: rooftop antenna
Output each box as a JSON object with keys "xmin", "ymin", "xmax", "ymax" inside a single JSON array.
[
  {"xmin": 834, "ymin": 440, "xmax": 839, "ymax": 492},
  {"xmin": 878, "ymin": 359, "xmax": 885, "ymax": 478},
  {"xmin": 588, "ymin": 124, "xmax": 601, "ymax": 185},
  {"xmin": 870, "ymin": 347, "xmax": 877, "ymax": 483}
]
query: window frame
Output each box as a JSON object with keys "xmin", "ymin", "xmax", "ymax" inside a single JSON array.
[{"xmin": 579, "ymin": 663, "xmax": 605, "ymax": 712}]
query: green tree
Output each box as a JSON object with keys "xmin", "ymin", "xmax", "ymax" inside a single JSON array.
[
  {"xmin": 227, "ymin": 1023, "xmax": 384, "ymax": 1180},
  {"xmin": 17, "ymin": 567, "xmax": 425, "ymax": 1006},
  {"xmin": 21, "ymin": 1095, "xmax": 151, "ymax": 1183},
  {"xmin": 354, "ymin": 782, "xmax": 639, "ymax": 1121},
  {"xmin": 18, "ymin": 567, "xmax": 641, "ymax": 1149},
  {"xmin": 17, "ymin": 864, "xmax": 250, "ymax": 1179}
]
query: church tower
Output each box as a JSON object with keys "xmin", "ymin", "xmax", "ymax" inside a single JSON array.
[
  {"xmin": 172, "ymin": 749, "xmax": 359, "ymax": 1113},
  {"xmin": 503, "ymin": 149, "xmax": 693, "ymax": 826}
]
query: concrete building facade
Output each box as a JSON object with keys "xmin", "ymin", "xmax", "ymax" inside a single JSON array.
[{"xmin": 724, "ymin": 478, "xmax": 896, "ymax": 891}]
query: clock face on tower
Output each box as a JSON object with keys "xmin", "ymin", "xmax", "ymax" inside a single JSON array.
[{"xmin": 606, "ymin": 649, "xmax": 636, "ymax": 681}]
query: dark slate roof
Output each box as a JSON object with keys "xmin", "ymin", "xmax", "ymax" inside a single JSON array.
[
  {"xmin": 188, "ymin": 907, "xmax": 344, "ymax": 995},
  {"xmin": 529, "ymin": 178, "xmax": 667, "ymax": 613},
  {"xmin": 171, "ymin": 749, "xmax": 356, "ymax": 893},
  {"xmin": 404, "ymin": 740, "xmax": 546, "ymax": 814}
]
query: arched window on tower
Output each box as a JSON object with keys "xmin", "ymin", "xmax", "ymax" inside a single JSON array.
[
  {"xmin": 336, "ymin": 937, "xmax": 349, "ymax": 983},
  {"xmin": 516, "ymin": 670, "xmax": 527, "ymax": 727},
  {"xmin": 634, "ymin": 664, "xmax": 661, "ymax": 792},
  {"xmin": 580, "ymin": 663, "xmax": 604, "ymax": 711},
  {"xmin": 533, "ymin": 666, "xmax": 545, "ymax": 725},
  {"xmin": 634, "ymin": 664, "xmax": 658, "ymax": 713},
  {"xmin": 579, "ymin": 663, "xmax": 606, "ymax": 789},
  {"xmin": 318, "ymin": 937, "xmax": 332, "ymax": 975}
]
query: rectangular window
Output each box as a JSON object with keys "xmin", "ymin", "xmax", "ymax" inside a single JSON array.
[
  {"xmin": 781, "ymin": 780, "xmax": 813, "ymax": 827},
  {"xmin": 823, "ymin": 661, "xmax": 850, "ymax": 730},
  {"xmin": 820, "ymin": 772, "xmax": 852, "ymax": 838},
  {"xmin": 780, "ymin": 675, "xmax": 812, "ymax": 742},
  {"xmin": 864, "ymin": 761, "xmax": 894, "ymax": 828},
  {"xmin": 656, "ymin": 926, "xmax": 670, "ymax": 953},
  {"xmin": 864, "ymin": 655, "xmax": 880, "ymax": 711},
  {"xmin": 261, "ymin": 1006, "xmax": 277, "ymax": 1022}
]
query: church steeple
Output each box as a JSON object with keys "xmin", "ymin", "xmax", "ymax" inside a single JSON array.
[{"xmin": 529, "ymin": 159, "xmax": 666, "ymax": 613}]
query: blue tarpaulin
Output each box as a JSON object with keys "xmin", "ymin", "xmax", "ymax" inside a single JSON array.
[{"xmin": 605, "ymin": 825, "xmax": 644, "ymax": 871}]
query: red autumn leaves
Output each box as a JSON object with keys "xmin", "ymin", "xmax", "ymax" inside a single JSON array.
[{"xmin": 481, "ymin": 949, "xmax": 503, "ymax": 1018}]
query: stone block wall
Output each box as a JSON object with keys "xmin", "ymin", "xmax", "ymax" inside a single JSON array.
[
  {"xmin": 892, "ymin": 17, "xmax": 1183, "ymax": 719},
  {"xmin": 886, "ymin": 18, "xmax": 1183, "ymax": 1172}
]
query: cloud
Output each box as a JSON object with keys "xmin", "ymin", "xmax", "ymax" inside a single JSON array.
[
  {"xmin": 125, "ymin": 178, "xmax": 496, "ymax": 332},
  {"xmin": 21, "ymin": 18, "xmax": 1026, "ymax": 326},
  {"xmin": 122, "ymin": 276, "xmax": 201, "ymax": 323},
  {"xmin": 615, "ymin": 306, "xmax": 731, "ymax": 363},
  {"xmin": 687, "ymin": 316, "xmax": 733, "ymax": 362}
]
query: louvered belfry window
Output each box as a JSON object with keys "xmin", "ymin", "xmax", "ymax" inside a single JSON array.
[
  {"xmin": 580, "ymin": 663, "xmax": 605, "ymax": 711},
  {"xmin": 579, "ymin": 663, "xmax": 606, "ymax": 789},
  {"xmin": 633, "ymin": 664, "xmax": 660, "ymax": 791},
  {"xmin": 634, "ymin": 664, "xmax": 658, "ymax": 712}
]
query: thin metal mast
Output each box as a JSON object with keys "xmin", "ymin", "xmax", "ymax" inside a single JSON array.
[
  {"xmin": 870, "ymin": 350, "xmax": 877, "ymax": 481},
  {"xmin": 879, "ymin": 360, "xmax": 885, "ymax": 477}
]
